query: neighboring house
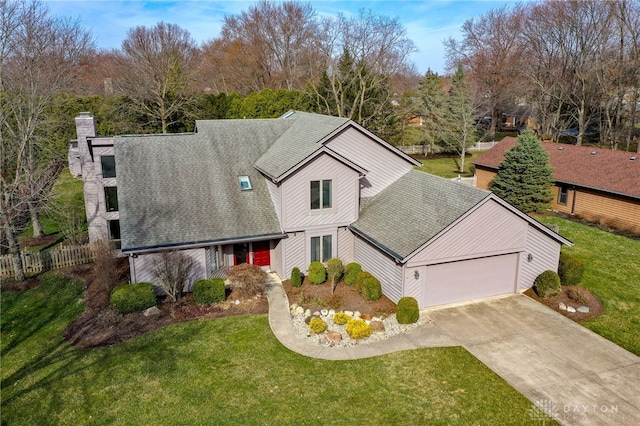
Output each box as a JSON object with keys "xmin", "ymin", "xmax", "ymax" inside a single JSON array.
[
  {"xmin": 474, "ymin": 137, "xmax": 640, "ymax": 234},
  {"xmin": 74, "ymin": 111, "xmax": 571, "ymax": 309}
]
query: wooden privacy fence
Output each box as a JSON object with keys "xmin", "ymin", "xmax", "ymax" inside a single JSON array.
[{"xmin": 0, "ymin": 244, "xmax": 98, "ymax": 278}]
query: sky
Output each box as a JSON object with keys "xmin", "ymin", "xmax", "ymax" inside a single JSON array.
[{"xmin": 45, "ymin": 0, "xmax": 518, "ymax": 75}]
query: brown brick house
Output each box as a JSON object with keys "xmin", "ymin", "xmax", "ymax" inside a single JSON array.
[{"xmin": 473, "ymin": 138, "xmax": 640, "ymax": 233}]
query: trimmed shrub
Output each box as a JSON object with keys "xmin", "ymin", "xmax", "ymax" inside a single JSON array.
[
  {"xmin": 291, "ymin": 267, "xmax": 303, "ymax": 288},
  {"xmin": 565, "ymin": 286, "xmax": 590, "ymax": 305},
  {"xmin": 558, "ymin": 252, "xmax": 584, "ymax": 286},
  {"xmin": 308, "ymin": 262, "xmax": 326, "ymax": 284},
  {"xmin": 534, "ymin": 270, "xmax": 561, "ymax": 298},
  {"xmin": 355, "ymin": 271, "xmax": 374, "ymax": 292},
  {"xmin": 333, "ymin": 312, "xmax": 351, "ymax": 325},
  {"xmin": 110, "ymin": 282, "xmax": 156, "ymax": 314},
  {"xmin": 396, "ymin": 297, "xmax": 419, "ymax": 324},
  {"xmin": 358, "ymin": 274, "xmax": 382, "ymax": 301},
  {"xmin": 344, "ymin": 262, "xmax": 362, "ymax": 286},
  {"xmin": 345, "ymin": 319, "xmax": 372, "ymax": 339},
  {"xmin": 192, "ymin": 278, "xmax": 225, "ymax": 305},
  {"xmin": 309, "ymin": 317, "xmax": 327, "ymax": 334}
]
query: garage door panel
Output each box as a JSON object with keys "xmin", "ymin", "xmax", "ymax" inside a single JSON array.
[{"xmin": 423, "ymin": 254, "xmax": 518, "ymax": 308}]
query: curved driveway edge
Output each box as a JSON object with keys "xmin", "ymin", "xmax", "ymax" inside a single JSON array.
[{"xmin": 266, "ymin": 273, "xmax": 640, "ymax": 425}]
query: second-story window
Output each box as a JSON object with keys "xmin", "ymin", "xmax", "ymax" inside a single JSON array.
[
  {"xmin": 105, "ymin": 187, "xmax": 118, "ymax": 212},
  {"xmin": 101, "ymin": 155, "xmax": 116, "ymax": 178},
  {"xmin": 310, "ymin": 179, "xmax": 332, "ymax": 210}
]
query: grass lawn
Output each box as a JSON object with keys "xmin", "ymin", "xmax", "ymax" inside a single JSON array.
[
  {"xmin": 538, "ymin": 216, "xmax": 640, "ymax": 355},
  {"xmin": 1, "ymin": 276, "xmax": 552, "ymax": 425},
  {"xmin": 414, "ymin": 151, "xmax": 486, "ymax": 179}
]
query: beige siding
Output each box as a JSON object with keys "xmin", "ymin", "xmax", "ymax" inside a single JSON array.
[
  {"xmin": 265, "ymin": 179, "xmax": 282, "ymax": 222},
  {"xmin": 520, "ymin": 225, "xmax": 561, "ymax": 291},
  {"xmin": 572, "ymin": 189, "xmax": 640, "ymax": 233},
  {"xmin": 474, "ymin": 167, "xmax": 495, "ymax": 190},
  {"xmin": 326, "ymin": 127, "xmax": 413, "ymax": 197},
  {"xmin": 407, "ymin": 199, "xmax": 527, "ymax": 267},
  {"xmin": 280, "ymin": 153, "xmax": 359, "ymax": 231},
  {"xmin": 354, "ymin": 236, "xmax": 403, "ymax": 303},
  {"xmin": 337, "ymin": 227, "xmax": 355, "ymax": 263},
  {"xmin": 282, "ymin": 232, "xmax": 306, "ymax": 279},
  {"xmin": 130, "ymin": 248, "xmax": 207, "ymax": 292}
]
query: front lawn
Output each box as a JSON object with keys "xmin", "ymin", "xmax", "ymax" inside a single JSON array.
[
  {"xmin": 538, "ymin": 216, "xmax": 640, "ymax": 355},
  {"xmin": 1, "ymin": 275, "xmax": 551, "ymax": 425},
  {"xmin": 414, "ymin": 151, "xmax": 486, "ymax": 179}
]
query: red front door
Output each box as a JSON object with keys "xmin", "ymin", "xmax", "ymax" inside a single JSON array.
[{"xmin": 252, "ymin": 241, "xmax": 271, "ymax": 267}]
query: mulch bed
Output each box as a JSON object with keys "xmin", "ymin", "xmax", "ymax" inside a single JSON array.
[{"xmin": 524, "ymin": 286, "xmax": 604, "ymax": 322}]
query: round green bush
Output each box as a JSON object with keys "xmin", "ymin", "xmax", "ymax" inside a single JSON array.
[
  {"xmin": 192, "ymin": 278, "xmax": 225, "ymax": 305},
  {"xmin": 333, "ymin": 312, "xmax": 351, "ymax": 325},
  {"xmin": 558, "ymin": 252, "xmax": 584, "ymax": 286},
  {"xmin": 345, "ymin": 319, "xmax": 372, "ymax": 339},
  {"xmin": 309, "ymin": 317, "xmax": 327, "ymax": 334},
  {"xmin": 534, "ymin": 270, "xmax": 561, "ymax": 298},
  {"xmin": 358, "ymin": 274, "xmax": 382, "ymax": 301},
  {"xmin": 344, "ymin": 262, "xmax": 362, "ymax": 286},
  {"xmin": 308, "ymin": 262, "xmax": 326, "ymax": 285},
  {"xmin": 291, "ymin": 267, "xmax": 302, "ymax": 288},
  {"xmin": 355, "ymin": 271, "xmax": 373, "ymax": 292},
  {"xmin": 396, "ymin": 297, "xmax": 419, "ymax": 324},
  {"xmin": 110, "ymin": 282, "xmax": 156, "ymax": 314}
]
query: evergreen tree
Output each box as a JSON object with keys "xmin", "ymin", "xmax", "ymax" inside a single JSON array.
[
  {"xmin": 491, "ymin": 130, "xmax": 554, "ymax": 213},
  {"xmin": 418, "ymin": 69, "xmax": 447, "ymax": 151}
]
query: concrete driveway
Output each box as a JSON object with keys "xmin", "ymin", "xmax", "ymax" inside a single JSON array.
[{"xmin": 427, "ymin": 295, "xmax": 640, "ymax": 426}]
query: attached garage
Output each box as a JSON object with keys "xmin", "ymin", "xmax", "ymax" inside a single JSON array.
[{"xmin": 421, "ymin": 254, "xmax": 519, "ymax": 308}]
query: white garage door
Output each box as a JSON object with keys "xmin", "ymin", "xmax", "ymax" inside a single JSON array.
[{"xmin": 422, "ymin": 253, "xmax": 518, "ymax": 308}]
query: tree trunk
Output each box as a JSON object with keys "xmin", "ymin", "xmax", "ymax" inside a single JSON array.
[
  {"xmin": 4, "ymin": 223, "xmax": 25, "ymax": 282},
  {"xmin": 29, "ymin": 201, "xmax": 44, "ymax": 238}
]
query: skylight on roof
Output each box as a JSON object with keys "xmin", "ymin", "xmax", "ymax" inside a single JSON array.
[{"xmin": 238, "ymin": 175, "xmax": 252, "ymax": 191}]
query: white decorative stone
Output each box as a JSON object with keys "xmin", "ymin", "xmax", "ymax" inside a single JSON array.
[
  {"xmin": 235, "ymin": 300, "xmax": 240, "ymax": 305},
  {"xmin": 304, "ymin": 308, "xmax": 312, "ymax": 317},
  {"xmin": 143, "ymin": 306, "xmax": 160, "ymax": 317},
  {"xmin": 344, "ymin": 310, "xmax": 354, "ymax": 317},
  {"xmin": 559, "ymin": 302, "xmax": 567, "ymax": 311},
  {"xmin": 290, "ymin": 303, "xmax": 298, "ymax": 311},
  {"xmin": 295, "ymin": 306, "xmax": 304, "ymax": 315},
  {"xmin": 328, "ymin": 309, "xmax": 336, "ymax": 317},
  {"xmin": 313, "ymin": 311, "xmax": 321, "ymax": 317},
  {"xmin": 320, "ymin": 309, "xmax": 329, "ymax": 317},
  {"xmin": 566, "ymin": 306, "xmax": 576, "ymax": 313},
  {"xmin": 353, "ymin": 311, "xmax": 362, "ymax": 319},
  {"xmin": 577, "ymin": 306, "xmax": 590, "ymax": 313}
]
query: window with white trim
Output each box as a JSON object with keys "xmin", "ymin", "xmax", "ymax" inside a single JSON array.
[
  {"xmin": 310, "ymin": 179, "xmax": 332, "ymax": 210},
  {"xmin": 310, "ymin": 235, "xmax": 332, "ymax": 262}
]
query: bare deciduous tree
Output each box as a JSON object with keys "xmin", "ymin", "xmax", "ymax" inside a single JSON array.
[
  {"xmin": 153, "ymin": 250, "xmax": 195, "ymax": 302},
  {"xmin": 0, "ymin": 0, "xmax": 92, "ymax": 279},
  {"xmin": 115, "ymin": 22, "xmax": 199, "ymax": 133}
]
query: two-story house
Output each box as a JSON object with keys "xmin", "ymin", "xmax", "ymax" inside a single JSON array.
[{"xmin": 75, "ymin": 111, "xmax": 570, "ymax": 309}]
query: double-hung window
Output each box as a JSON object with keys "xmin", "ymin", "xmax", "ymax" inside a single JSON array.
[
  {"xmin": 101, "ymin": 155, "xmax": 116, "ymax": 178},
  {"xmin": 105, "ymin": 187, "xmax": 118, "ymax": 212},
  {"xmin": 310, "ymin": 235, "xmax": 332, "ymax": 262},
  {"xmin": 310, "ymin": 179, "xmax": 332, "ymax": 210},
  {"xmin": 558, "ymin": 185, "xmax": 568, "ymax": 205}
]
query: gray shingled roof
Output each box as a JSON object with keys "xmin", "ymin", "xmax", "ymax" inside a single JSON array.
[
  {"xmin": 350, "ymin": 170, "xmax": 490, "ymax": 260},
  {"xmin": 115, "ymin": 119, "xmax": 290, "ymax": 251},
  {"xmin": 255, "ymin": 111, "xmax": 350, "ymax": 180}
]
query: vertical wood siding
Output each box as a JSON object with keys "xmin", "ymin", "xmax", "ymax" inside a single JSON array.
[
  {"xmin": 520, "ymin": 225, "xmax": 562, "ymax": 291},
  {"xmin": 282, "ymin": 232, "xmax": 306, "ymax": 279},
  {"xmin": 280, "ymin": 153, "xmax": 359, "ymax": 230},
  {"xmin": 131, "ymin": 248, "xmax": 207, "ymax": 292},
  {"xmin": 474, "ymin": 168, "xmax": 495, "ymax": 190},
  {"xmin": 408, "ymin": 199, "xmax": 527, "ymax": 266},
  {"xmin": 354, "ymin": 236, "xmax": 403, "ymax": 303},
  {"xmin": 326, "ymin": 127, "xmax": 413, "ymax": 198}
]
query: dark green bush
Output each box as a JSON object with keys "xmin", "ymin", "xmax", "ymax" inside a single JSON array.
[
  {"xmin": 344, "ymin": 262, "xmax": 362, "ymax": 286},
  {"xmin": 291, "ymin": 267, "xmax": 302, "ymax": 287},
  {"xmin": 110, "ymin": 282, "xmax": 156, "ymax": 314},
  {"xmin": 534, "ymin": 270, "xmax": 561, "ymax": 298},
  {"xmin": 355, "ymin": 271, "xmax": 373, "ymax": 292},
  {"xmin": 192, "ymin": 278, "xmax": 225, "ymax": 305},
  {"xmin": 396, "ymin": 297, "xmax": 419, "ymax": 324},
  {"xmin": 308, "ymin": 262, "xmax": 326, "ymax": 284},
  {"xmin": 357, "ymin": 273, "xmax": 382, "ymax": 301},
  {"xmin": 558, "ymin": 252, "xmax": 584, "ymax": 286}
]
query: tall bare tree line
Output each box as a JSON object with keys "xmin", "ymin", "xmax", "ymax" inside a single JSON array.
[{"xmin": 447, "ymin": 0, "xmax": 640, "ymax": 148}]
